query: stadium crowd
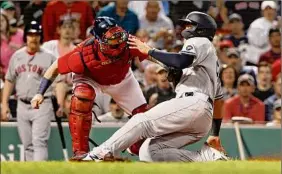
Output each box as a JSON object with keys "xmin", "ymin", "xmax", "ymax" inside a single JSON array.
[{"xmin": 0, "ymin": 0, "xmax": 281, "ymax": 126}]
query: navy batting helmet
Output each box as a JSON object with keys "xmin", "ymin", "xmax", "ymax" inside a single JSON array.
[
  {"xmin": 23, "ymin": 20, "xmax": 43, "ymax": 43},
  {"xmin": 178, "ymin": 11, "xmax": 217, "ymax": 41},
  {"xmin": 90, "ymin": 16, "xmax": 118, "ymax": 40}
]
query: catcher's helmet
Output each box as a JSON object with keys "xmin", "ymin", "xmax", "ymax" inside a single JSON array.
[
  {"xmin": 179, "ymin": 11, "xmax": 217, "ymax": 41},
  {"xmin": 90, "ymin": 16, "xmax": 129, "ymax": 58},
  {"xmin": 23, "ymin": 20, "xmax": 43, "ymax": 43}
]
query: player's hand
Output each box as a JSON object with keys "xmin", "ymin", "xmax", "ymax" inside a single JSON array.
[
  {"xmin": 56, "ymin": 105, "xmax": 65, "ymax": 117},
  {"xmin": 128, "ymin": 36, "xmax": 152, "ymax": 55},
  {"xmin": 206, "ymin": 136, "xmax": 226, "ymax": 153},
  {"xmin": 31, "ymin": 94, "xmax": 44, "ymax": 109},
  {"xmin": 1, "ymin": 103, "xmax": 11, "ymax": 121}
]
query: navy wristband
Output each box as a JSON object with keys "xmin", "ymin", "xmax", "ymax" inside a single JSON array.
[
  {"xmin": 211, "ymin": 118, "xmax": 222, "ymax": 136},
  {"xmin": 38, "ymin": 77, "xmax": 53, "ymax": 95}
]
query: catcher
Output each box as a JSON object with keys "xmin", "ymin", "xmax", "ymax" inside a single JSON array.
[{"xmin": 31, "ymin": 17, "xmax": 149, "ymax": 161}]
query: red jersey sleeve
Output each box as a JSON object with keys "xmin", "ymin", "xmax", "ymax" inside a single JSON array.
[
  {"xmin": 130, "ymin": 48, "xmax": 148, "ymax": 62},
  {"xmin": 57, "ymin": 47, "xmax": 85, "ymax": 74}
]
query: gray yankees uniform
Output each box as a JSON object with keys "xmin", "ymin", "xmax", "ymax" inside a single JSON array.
[
  {"xmin": 87, "ymin": 37, "xmax": 224, "ymax": 162},
  {"xmin": 5, "ymin": 47, "xmax": 56, "ymax": 161}
]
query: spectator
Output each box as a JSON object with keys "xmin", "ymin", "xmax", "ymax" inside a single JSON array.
[
  {"xmin": 225, "ymin": 1, "xmax": 262, "ymax": 29},
  {"xmin": 89, "ymin": 1, "xmax": 110, "ymax": 19},
  {"xmin": 264, "ymin": 73, "xmax": 281, "ymax": 121},
  {"xmin": 147, "ymin": 28, "xmax": 175, "ymax": 50},
  {"xmin": 266, "ymin": 99, "xmax": 281, "ymax": 126},
  {"xmin": 128, "ymin": 1, "xmax": 167, "ymax": 18},
  {"xmin": 136, "ymin": 29, "xmax": 150, "ymax": 43},
  {"xmin": 97, "ymin": 0, "xmax": 139, "ymax": 34},
  {"xmin": 23, "ymin": 0, "xmax": 46, "ymax": 26},
  {"xmin": 139, "ymin": 1, "xmax": 174, "ymax": 42},
  {"xmin": 0, "ymin": 2, "xmax": 22, "ymax": 39},
  {"xmin": 42, "ymin": 0, "xmax": 93, "ymax": 42},
  {"xmin": 0, "ymin": 12, "xmax": 24, "ymax": 76},
  {"xmin": 208, "ymin": 0, "xmax": 229, "ymax": 30},
  {"xmin": 145, "ymin": 66, "xmax": 176, "ymax": 108},
  {"xmin": 98, "ymin": 98, "xmax": 129, "ymax": 123},
  {"xmin": 224, "ymin": 47, "xmax": 258, "ymax": 84},
  {"xmin": 219, "ymin": 64, "xmax": 238, "ymax": 100},
  {"xmin": 42, "ymin": 17, "xmax": 76, "ymax": 117},
  {"xmin": 247, "ymin": 1, "xmax": 278, "ymax": 64},
  {"xmin": 169, "ymin": 1, "xmax": 211, "ymax": 26},
  {"xmin": 272, "ymin": 59, "xmax": 281, "ymax": 82},
  {"xmin": 216, "ymin": 39, "xmax": 234, "ymax": 64},
  {"xmin": 225, "ymin": 48, "xmax": 242, "ymax": 73},
  {"xmin": 223, "ymin": 74, "xmax": 265, "ymax": 123},
  {"xmin": 259, "ymin": 27, "xmax": 281, "ymax": 64},
  {"xmin": 253, "ymin": 62, "xmax": 274, "ymax": 101},
  {"xmin": 42, "ymin": 16, "xmax": 76, "ymax": 59},
  {"xmin": 223, "ymin": 13, "xmax": 248, "ymax": 47},
  {"xmin": 143, "ymin": 63, "xmax": 159, "ymax": 89},
  {"xmin": 1, "ymin": 21, "xmax": 56, "ymax": 161},
  {"xmin": 0, "ymin": 1, "xmax": 16, "ymax": 20}
]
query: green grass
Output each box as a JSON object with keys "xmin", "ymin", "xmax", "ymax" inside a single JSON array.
[{"xmin": 1, "ymin": 161, "xmax": 280, "ymax": 174}]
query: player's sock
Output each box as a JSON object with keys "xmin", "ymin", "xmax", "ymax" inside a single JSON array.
[{"xmin": 127, "ymin": 139, "xmax": 145, "ymax": 156}]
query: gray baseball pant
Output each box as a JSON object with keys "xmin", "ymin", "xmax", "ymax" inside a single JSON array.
[
  {"xmin": 16, "ymin": 99, "xmax": 54, "ymax": 161},
  {"xmin": 94, "ymin": 93, "xmax": 213, "ymax": 161}
]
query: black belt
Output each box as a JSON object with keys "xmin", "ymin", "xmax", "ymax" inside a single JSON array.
[
  {"xmin": 19, "ymin": 97, "xmax": 50, "ymax": 105},
  {"xmin": 181, "ymin": 92, "xmax": 213, "ymax": 106}
]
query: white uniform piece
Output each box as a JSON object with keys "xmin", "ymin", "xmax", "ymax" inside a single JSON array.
[
  {"xmin": 97, "ymin": 112, "xmax": 129, "ymax": 123},
  {"xmin": 42, "ymin": 40, "xmax": 61, "ymax": 58},
  {"xmin": 72, "ymin": 69, "xmax": 146, "ymax": 115},
  {"xmin": 88, "ymin": 37, "xmax": 225, "ymax": 162}
]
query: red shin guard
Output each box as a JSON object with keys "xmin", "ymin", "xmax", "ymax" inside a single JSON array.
[{"xmin": 69, "ymin": 83, "xmax": 96, "ymax": 155}]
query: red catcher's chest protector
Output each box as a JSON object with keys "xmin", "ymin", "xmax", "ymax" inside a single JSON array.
[{"xmin": 80, "ymin": 38, "xmax": 132, "ymax": 85}]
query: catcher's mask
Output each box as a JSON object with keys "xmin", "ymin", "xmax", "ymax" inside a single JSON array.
[
  {"xmin": 91, "ymin": 16, "xmax": 129, "ymax": 58},
  {"xmin": 99, "ymin": 26, "xmax": 129, "ymax": 58}
]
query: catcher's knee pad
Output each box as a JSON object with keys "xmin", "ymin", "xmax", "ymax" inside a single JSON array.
[
  {"xmin": 69, "ymin": 83, "xmax": 96, "ymax": 154},
  {"xmin": 132, "ymin": 103, "xmax": 148, "ymax": 115}
]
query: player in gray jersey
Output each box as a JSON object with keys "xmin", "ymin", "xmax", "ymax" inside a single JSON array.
[
  {"xmin": 1, "ymin": 21, "xmax": 56, "ymax": 161},
  {"xmin": 81, "ymin": 11, "xmax": 228, "ymax": 162}
]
